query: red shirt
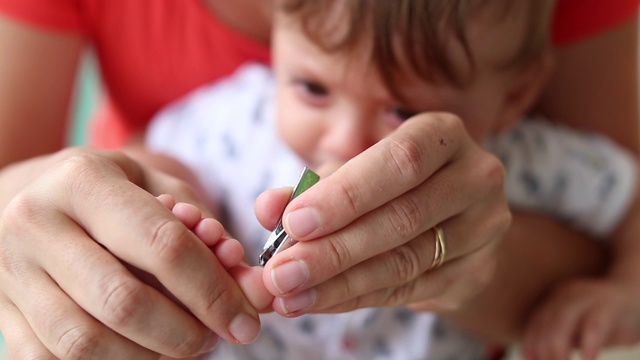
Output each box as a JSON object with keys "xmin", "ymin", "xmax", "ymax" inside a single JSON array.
[
  {"xmin": 0, "ymin": 0, "xmax": 637, "ymax": 148},
  {"xmin": 552, "ymin": 0, "xmax": 639, "ymax": 44}
]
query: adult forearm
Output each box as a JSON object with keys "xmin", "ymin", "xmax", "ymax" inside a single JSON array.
[{"xmin": 444, "ymin": 211, "xmax": 608, "ymax": 344}]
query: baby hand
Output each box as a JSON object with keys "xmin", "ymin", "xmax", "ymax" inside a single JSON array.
[
  {"xmin": 156, "ymin": 194, "xmax": 244, "ymax": 268},
  {"xmin": 157, "ymin": 194, "xmax": 274, "ymax": 312},
  {"xmin": 522, "ymin": 277, "xmax": 640, "ymax": 360}
]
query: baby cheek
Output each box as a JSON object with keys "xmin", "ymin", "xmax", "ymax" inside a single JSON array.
[
  {"xmin": 277, "ymin": 111, "xmax": 322, "ymax": 162},
  {"xmin": 287, "ymin": 127, "xmax": 319, "ymax": 162}
]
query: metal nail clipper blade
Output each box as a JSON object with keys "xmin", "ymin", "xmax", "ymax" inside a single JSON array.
[{"xmin": 259, "ymin": 167, "xmax": 320, "ymax": 266}]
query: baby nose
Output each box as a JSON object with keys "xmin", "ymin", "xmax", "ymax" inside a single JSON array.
[{"xmin": 323, "ymin": 115, "xmax": 376, "ymax": 161}]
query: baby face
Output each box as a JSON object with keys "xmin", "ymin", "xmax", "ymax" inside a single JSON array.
[{"xmin": 273, "ymin": 5, "xmax": 536, "ymax": 169}]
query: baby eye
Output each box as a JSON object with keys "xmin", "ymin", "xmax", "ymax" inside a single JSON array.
[
  {"xmin": 293, "ymin": 78, "xmax": 330, "ymax": 106},
  {"xmin": 294, "ymin": 79, "xmax": 329, "ymax": 96},
  {"xmin": 389, "ymin": 106, "xmax": 418, "ymax": 123}
]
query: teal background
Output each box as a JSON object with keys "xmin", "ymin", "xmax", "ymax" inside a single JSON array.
[
  {"xmin": 68, "ymin": 52, "xmax": 101, "ymax": 146},
  {"xmin": 0, "ymin": 53, "xmax": 100, "ymax": 357}
]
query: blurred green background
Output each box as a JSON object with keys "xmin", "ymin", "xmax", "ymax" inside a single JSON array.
[
  {"xmin": 68, "ymin": 52, "xmax": 101, "ymax": 146},
  {"xmin": 0, "ymin": 53, "xmax": 100, "ymax": 358}
]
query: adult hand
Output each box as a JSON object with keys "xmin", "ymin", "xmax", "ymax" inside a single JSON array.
[
  {"xmin": 0, "ymin": 147, "xmax": 261, "ymax": 359},
  {"xmin": 255, "ymin": 113, "xmax": 511, "ymax": 316}
]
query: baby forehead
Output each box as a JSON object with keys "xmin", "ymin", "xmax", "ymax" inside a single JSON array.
[{"xmin": 280, "ymin": 0, "xmax": 543, "ymax": 87}]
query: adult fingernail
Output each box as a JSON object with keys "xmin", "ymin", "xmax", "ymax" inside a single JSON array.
[
  {"xmin": 229, "ymin": 313, "xmax": 260, "ymax": 344},
  {"xmin": 285, "ymin": 207, "xmax": 320, "ymax": 238},
  {"xmin": 271, "ymin": 260, "xmax": 309, "ymax": 294},
  {"xmin": 279, "ymin": 289, "xmax": 316, "ymax": 314}
]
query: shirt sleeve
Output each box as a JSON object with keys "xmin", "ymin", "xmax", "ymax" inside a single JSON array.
[
  {"xmin": 552, "ymin": 0, "xmax": 640, "ymax": 45},
  {"xmin": 0, "ymin": 0, "xmax": 83, "ymax": 32},
  {"xmin": 485, "ymin": 118, "xmax": 638, "ymax": 239}
]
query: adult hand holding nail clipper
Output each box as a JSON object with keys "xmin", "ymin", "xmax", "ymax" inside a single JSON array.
[{"xmin": 256, "ymin": 114, "xmax": 512, "ymax": 316}]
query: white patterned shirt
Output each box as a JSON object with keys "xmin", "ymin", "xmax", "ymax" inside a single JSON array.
[{"xmin": 147, "ymin": 63, "xmax": 636, "ymax": 360}]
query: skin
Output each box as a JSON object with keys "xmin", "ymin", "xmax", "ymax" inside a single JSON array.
[
  {"xmin": 444, "ymin": 16, "xmax": 640, "ymax": 360},
  {"xmin": 0, "ymin": 0, "xmax": 634, "ymax": 358},
  {"xmin": 155, "ymin": 195, "xmax": 272, "ymax": 360},
  {"xmin": 257, "ymin": 4, "xmax": 549, "ymax": 316},
  {"xmin": 519, "ymin": 17, "xmax": 640, "ymax": 360},
  {"xmin": 0, "ymin": 5, "xmax": 509, "ymax": 358},
  {"xmin": 0, "ymin": 148, "xmax": 265, "ymax": 359},
  {"xmin": 0, "ymin": 13, "xmax": 83, "ymax": 167},
  {"xmin": 259, "ymin": 5, "xmax": 640, "ymax": 358},
  {"xmin": 0, "ymin": 2, "xmax": 273, "ymax": 357}
]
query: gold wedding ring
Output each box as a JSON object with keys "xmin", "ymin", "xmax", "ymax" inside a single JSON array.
[{"xmin": 430, "ymin": 225, "xmax": 446, "ymax": 269}]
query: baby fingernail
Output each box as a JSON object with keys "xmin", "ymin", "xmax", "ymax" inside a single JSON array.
[
  {"xmin": 285, "ymin": 207, "xmax": 320, "ymax": 238},
  {"xmin": 229, "ymin": 313, "xmax": 260, "ymax": 344},
  {"xmin": 279, "ymin": 289, "xmax": 316, "ymax": 314},
  {"xmin": 271, "ymin": 260, "xmax": 309, "ymax": 294}
]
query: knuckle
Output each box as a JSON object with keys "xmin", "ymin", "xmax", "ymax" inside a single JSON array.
[
  {"xmin": 58, "ymin": 145, "xmax": 93, "ymax": 157},
  {"xmin": 56, "ymin": 148, "xmax": 135, "ymax": 184},
  {"xmin": 55, "ymin": 153, "xmax": 112, "ymax": 197},
  {"xmin": 387, "ymin": 281, "xmax": 417, "ymax": 306},
  {"xmin": 336, "ymin": 274, "xmax": 356, "ymax": 306},
  {"xmin": 99, "ymin": 274, "xmax": 146, "ymax": 327},
  {"xmin": 56, "ymin": 325, "xmax": 100, "ymax": 360},
  {"xmin": 496, "ymin": 204, "xmax": 513, "ymax": 235},
  {"xmin": 332, "ymin": 177, "xmax": 361, "ymax": 215},
  {"xmin": 485, "ymin": 215, "xmax": 512, "ymax": 252},
  {"xmin": 386, "ymin": 195, "xmax": 423, "ymax": 239},
  {"xmin": 325, "ymin": 237, "xmax": 354, "ymax": 274},
  {"xmin": 0, "ymin": 194, "xmax": 40, "ymax": 277},
  {"xmin": 387, "ymin": 137, "xmax": 423, "ymax": 182},
  {"xmin": 147, "ymin": 218, "xmax": 192, "ymax": 265},
  {"xmin": 348, "ymin": 294, "xmax": 364, "ymax": 311},
  {"xmin": 57, "ymin": 152, "xmax": 102, "ymax": 176},
  {"xmin": 201, "ymin": 280, "xmax": 234, "ymax": 317},
  {"xmin": 388, "ymin": 244, "xmax": 422, "ymax": 283},
  {"xmin": 170, "ymin": 331, "xmax": 210, "ymax": 357},
  {"xmin": 2, "ymin": 192, "xmax": 42, "ymax": 233},
  {"xmin": 477, "ymin": 152, "xmax": 506, "ymax": 192},
  {"xmin": 52, "ymin": 146, "xmax": 86, "ymax": 161},
  {"xmin": 485, "ymin": 201, "xmax": 512, "ymax": 249}
]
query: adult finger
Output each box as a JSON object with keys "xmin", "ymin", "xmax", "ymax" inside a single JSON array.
[
  {"xmin": 253, "ymin": 163, "xmax": 340, "ymax": 232},
  {"xmin": 1, "ymin": 192, "xmax": 218, "ymax": 358},
  {"xmin": 263, "ymin": 142, "xmax": 506, "ymax": 298},
  {"xmin": 308, "ymin": 242, "xmax": 497, "ymax": 315},
  {"xmin": 229, "ymin": 266, "xmax": 274, "ymax": 313},
  {"xmin": 13, "ymin": 152, "xmax": 259, "ymax": 351},
  {"xmin": 2, "ymin": 266, "xmax": 160, "ymax": 359},
  {"xmin": 40, "ymin": 219, "xmax": 219, "ymax": 356},
  {"xmin": 0, "ymin": 301, "xmax": 56, "ymax": 360},
  {"xmin": 254, "ymin": 187, "xmax": 293, "ymax": 231},
  {"xmin": 271, "ymin": 204, "xmax": 502, "ymax": 315},
  {"xmin": 280, "ymin": 113, "xmax": 470, "ymax": 241},
  {"xmin": 46, "ymin": 152, "xmax": 261, "ymax": 345}
]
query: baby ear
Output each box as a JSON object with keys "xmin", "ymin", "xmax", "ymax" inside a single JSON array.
[{"xmin": 495, "ymin": 51, "xmax": 554, "ymax": 132}]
